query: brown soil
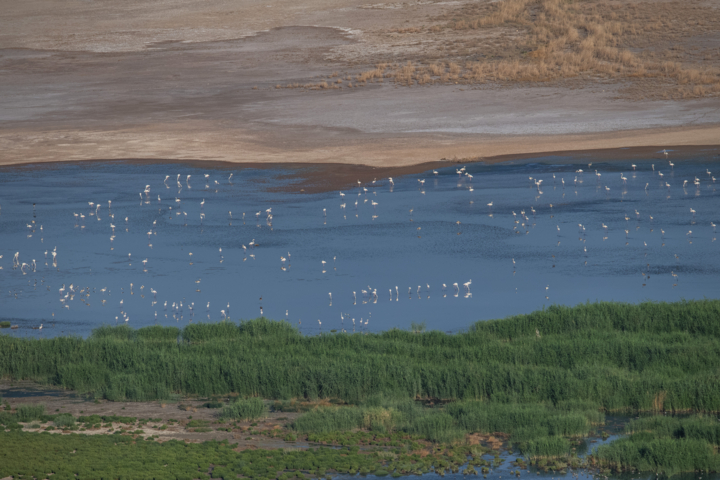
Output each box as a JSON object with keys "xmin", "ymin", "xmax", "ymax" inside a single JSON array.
[
  {"xmin": 1, "ymin": 380, "xmax": 304, "ymax": 448},
  {"xmin": 1, "ymin": 0, "xmax": 719, "ymax": 168}
]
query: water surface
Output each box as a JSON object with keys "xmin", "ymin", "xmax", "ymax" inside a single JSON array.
[{"xmin": 1, "ymin": 157, "xmax": 719, "ymax": 337}]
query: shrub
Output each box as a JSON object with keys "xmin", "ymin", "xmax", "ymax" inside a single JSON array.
[
  {"xmin": 16, "ymin": 404, "xmax": 45, "ymax": 422},
  {"xmin": 220, "ymin": 398, "xmax": 266, "ymax": 421},
  {"xmin": 292, "ymin": 407, "xmax": 362, "ymax": 433},
  {"xmin": 53, "ymin": 414, "xmax": 76, "ymax": 429}
]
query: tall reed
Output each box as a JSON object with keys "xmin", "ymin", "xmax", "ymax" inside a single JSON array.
[{"xmin": 1, "ymin": 301, "xmax": 719, "ymax": 411}]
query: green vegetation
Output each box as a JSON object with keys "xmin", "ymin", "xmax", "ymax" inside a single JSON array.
[
  {"xmin": 518, "ymin": 436, "xmax": 571, "ymax": 460},
  {"xmin": 219, "ymin": 397, "xmax": 267, "ymax": 421},
  {"xmin": 53, "ymin": 414, "xmax": 76, "ymax": 429},
  {"xmin": 447, "ymin": 400, "xmax": 602, "ymax": 439},
  {"xmin": 291, "ymin": 396, "xmax": 601, "ymax": 447},
  {"xmin": 592, "ymin": 415, "xmax": 720, "ymax": 473},
  {"xmin": 0, "ymin": 430, "xmax": 496, "ymax": 480},
  {"xmin": 1, "ymin": 300, "xmax": 719, "ymax": 412},
  {"xmin": 187, "ymin": 419, "xmax": 210, "ymax": 428},
  {"xmin": 203, "ymin": 398, "xmax": 224, "ymax": 409},
  {"xmin": 16, "ymin": 404, "xmax": 45, "ymax": 422},
  {"xmin": 76, "ymin": 414, "xmax": 137, "ymax": 424},
  {"xmin": 3, "ymin": 301, "xmax": 720, "ymax": 476},
  {"xmin": 0, "ymin": 321, "xmax": 11, "ymax": 328}
]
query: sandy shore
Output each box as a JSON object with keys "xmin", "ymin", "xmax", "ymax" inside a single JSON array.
[
  {"xmin": 3, "ymin": 138, "xmax": 718, "ymax": 195},
  {"xmin": 1, "ymin": 122, "xmax": 718, "ymax": 168}
]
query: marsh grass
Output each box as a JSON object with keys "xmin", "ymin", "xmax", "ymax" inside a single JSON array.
[
  {"xmin": 53, "ymin": 414, "xmax": 76, "ymax": 429},
  {"xmin": 447, "ymin": 401, "xmax": 601, "ymax": 438},
  {"xmin": 591, "ymin": 415, "xmax": 720, "ymax": 473},
  {"xmin": 219, "ymin": 397, "xmax": 267, "ymax": 421},
  {"xmin": 16, "ymin": 404, "xmax": 45, "ymax": 422},
  {"xmin": 624, "ymin": 415, "xmax": 720, "ymax": 446},
  {"xmin": 517, "ymin": 436, "xmax": 571, "ymax": 460},
  {"xmin": 292, "ymin": 396, "xmax": 600, "ymax": 447},
  {"xmin": 2, "ymin": 301, "xmax": 720, "ymax": 411}
]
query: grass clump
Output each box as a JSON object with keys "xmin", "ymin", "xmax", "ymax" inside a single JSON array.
[
  {"xmin": 293, "ymin": 406, "xmax": 364, "ymax": 433},
  {"xmin": 593, "ymin": 415, "xmax": 720, "ymax": 473},
  {"xmin": 219, "ymin": 397, "xmax": 266, "ymax": 421},
  {"xmin": 53, "ymin": 414, "xmax": 76, "ymax": 429},
  {"xmin": 76, "ymin": 414, "xmax": 136, "ymax": 424},
  {"xmin": 447, "ymin": 401, "xmax": 601, "ymax": 440},
  {"xmin": 16, "ymin": 404, "xmax": 45, "ymax": 422},
  {"xmin": 292, "ymin": 397, "xmax": 599, "ymax": 448},
  {"xmin": 518, "ymin": 436, "xmax": 571, "ymax": 460}
]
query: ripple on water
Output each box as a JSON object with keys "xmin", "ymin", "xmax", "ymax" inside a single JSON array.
[{"xmin": 0, "ymin": 157, "xmax": 718, "ymax": 338}]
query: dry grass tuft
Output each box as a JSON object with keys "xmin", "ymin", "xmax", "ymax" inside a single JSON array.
[{"xmin": 340, "ymin": 0, "xmax": 720, "ymax": 99}]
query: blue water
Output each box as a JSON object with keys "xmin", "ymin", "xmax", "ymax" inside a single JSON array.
[{"xmin": 1, "ymin": 157, "xmax": 719, "ymax": 337}]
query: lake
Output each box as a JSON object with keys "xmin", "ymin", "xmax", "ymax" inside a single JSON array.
[{"xmin": 1, "ymin": 155, "xmax": 719, "ymax": 337}]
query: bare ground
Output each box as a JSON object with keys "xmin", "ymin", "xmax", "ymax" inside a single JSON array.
[
  {"xmin": 0, "ymin": 380, "xmax": 306, "ymax": 447},
  {"xmin": 1, "ymin": 0, "xmax": 719, "ymax": 168}
]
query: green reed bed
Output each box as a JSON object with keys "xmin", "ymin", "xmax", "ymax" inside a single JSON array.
[
  {"xmin": 291, "ymin": 396, "xmax": 600, "ymax": 447},
  {"xmin": 2, "ymin": 300, "xmax": 720, "ymax": 411},
  {"xmin": 592, "ymin": 414, "xmax": 720, "ymax": 473},
  {"xmin": 624, "ymin": 415, "xmax": 720, "ymax": 444},
  {"xmin": 219, "ymin": 397, "xmax": 267, "ymax": 421},
  {"xmin": 15, "ymin": 404, "xmax": 46, "ymax": 422}
]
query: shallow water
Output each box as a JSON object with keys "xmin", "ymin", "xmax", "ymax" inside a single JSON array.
[{"xmin": 1, "ymin": 156, "xmax": 719, "ymax": 337}]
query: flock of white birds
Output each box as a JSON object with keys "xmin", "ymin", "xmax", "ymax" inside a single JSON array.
[{"xmin": 2, "ymin": 152, "xmax": 718, "ymax": 335}]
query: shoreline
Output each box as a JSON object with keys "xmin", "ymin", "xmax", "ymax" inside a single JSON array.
[{"xmin": 2, "ymin": 126, "xmax": 719, "ymax": 193}]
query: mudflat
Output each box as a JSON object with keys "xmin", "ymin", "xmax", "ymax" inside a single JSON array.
[{"xmin": 1, "ymin": 0, "xmax": 719, "ymax": 167}]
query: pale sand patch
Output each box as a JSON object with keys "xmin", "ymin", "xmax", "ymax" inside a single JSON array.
[{"xmin": 0, "ymin": 123, "xmax": 718, "ymax": 169}]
